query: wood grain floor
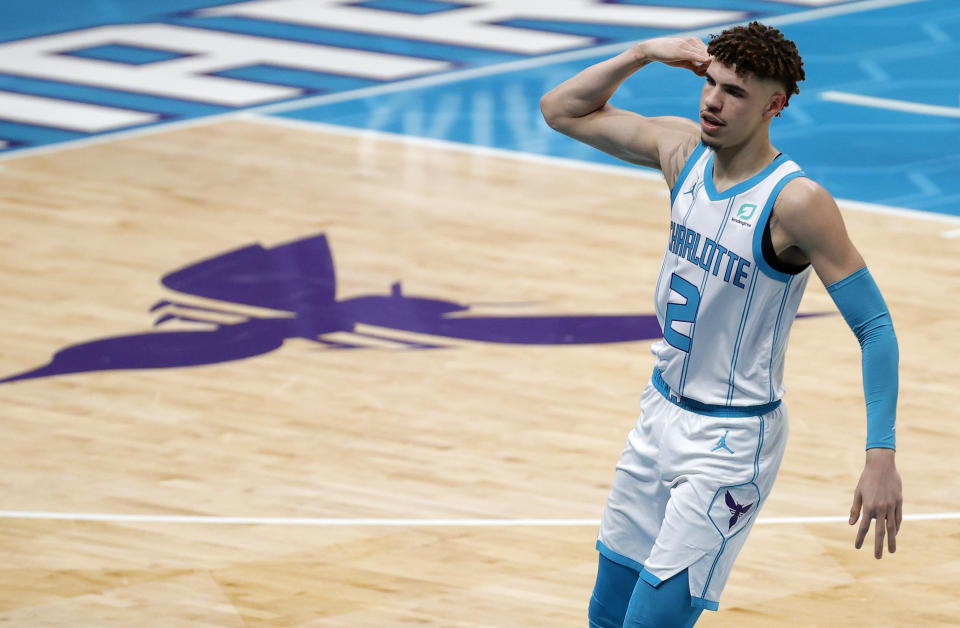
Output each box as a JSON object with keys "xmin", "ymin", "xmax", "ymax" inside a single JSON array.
[{"xmin": 0, "ymin": 120, "xmax": 957, "ymax": 626}]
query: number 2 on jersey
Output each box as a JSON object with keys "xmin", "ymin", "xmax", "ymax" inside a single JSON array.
[{"xmin": 664, "ymin": 274, "xmax": 701, "ymax": 352}]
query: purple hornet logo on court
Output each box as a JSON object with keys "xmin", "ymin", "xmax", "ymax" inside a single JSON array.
[
  {"xmin": 725, "ymin": 491, "xmax": 754, "ymax": 530},
  {"xmin": 0, "ymin": 233, "xmax": 674, "ymax": 384}
]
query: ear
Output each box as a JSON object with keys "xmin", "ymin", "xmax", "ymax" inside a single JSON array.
[{"xmin": 766, "ymin": 92, "xmax": 787, "ymax": 118}]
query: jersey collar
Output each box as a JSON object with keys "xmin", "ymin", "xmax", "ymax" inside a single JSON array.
[{"xmin": 704, "ymin": 152, "xmax": 787, "ymax": 201}]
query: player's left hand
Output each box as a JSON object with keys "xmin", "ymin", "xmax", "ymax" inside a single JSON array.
[{"xmin": 849, "ymin": 448, "xmax": 902, "ymax": 558}]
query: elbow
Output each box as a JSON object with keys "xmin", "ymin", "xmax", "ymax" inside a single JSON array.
[{"xmin": 539, "ymin": 91, "xmax": 566, "ymax": 131}]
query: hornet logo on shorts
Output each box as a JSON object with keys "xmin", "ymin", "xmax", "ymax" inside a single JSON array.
[
  {"xmin": 0, "ymin": 233, "xmax": 668, "ymax": 384},
  {"xmin": 725, "ymin": 491, "xmax": 754, "ymax": 530}
]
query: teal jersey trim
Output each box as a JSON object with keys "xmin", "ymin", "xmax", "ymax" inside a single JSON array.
[
  {"xmin": 703, "ymin": 152, "xmax": 787, "ymax": 201},
  {"xmin": 751, "ymin": 169, "xmax": 806, "ymax": 282},
  {"xmin": 638, "ymin": 568, "xmax": 662, "ymax": 587},
  {"xmin": 653, "ymin": 368, "xmax": 780, "ymax": 417},
  {"xmin": 596, "ymin": 540, "xmax": 645, "ymax": 573},
  {"xmin": 691, "ymin": 595, "xmax": 720, "ymax": 611}
]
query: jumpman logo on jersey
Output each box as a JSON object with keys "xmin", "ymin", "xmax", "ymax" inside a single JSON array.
[
  {"xmin": 711, "ymin": 430, "xmax": 734, "ymax": 454},
  {"xmin": 681, "ymin": 178, "xmax": 701, "ymax": 201},
  {"xmin": 724, "ymin": 491, "xmax": 754, "ymax": 530}
]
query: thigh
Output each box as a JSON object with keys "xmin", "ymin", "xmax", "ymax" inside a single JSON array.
[
  {"xmin": 598, "ymin": 383, "xmax": 674, "ymax": 565},
  {"xmin": 645, "ymin": 405, "xmax": 790, "ymax": 609}
]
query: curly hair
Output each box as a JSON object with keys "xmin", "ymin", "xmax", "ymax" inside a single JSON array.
[{"xmin": 707, "ymin": 22, "xmax": 805, "ymax": 109}]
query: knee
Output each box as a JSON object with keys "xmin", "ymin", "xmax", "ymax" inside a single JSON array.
[
  {"xmin": 622, "ymin": 570, "xmax": 703, "ymax": 628},
  {"xmin": 588, "ymin": 593, "xmax": 622, "ymax": 628},
  {"xmin": 588, "ymin": 554, "xmax": 639, "ymax": 628}
]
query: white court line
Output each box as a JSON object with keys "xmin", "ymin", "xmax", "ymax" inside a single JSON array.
[
  {"xmin": 243, "ymin": 114, "xmax": 665, "ymax": 182},
  {"xmin": 0, "ymin": 0, "xmax": 944, "ymax": 538},
  {"xmin": 0, "ymin": 0, "xmax": 925, "ymax": 165},
  {"xmin": 0, "ymin": 511, "xmax": 956, "ymax": 526},
  {"xmin": 820, "ymin": 90, "xmax": 960, "ymax": 119},
  {"xmin": 941, "ymin": 228, "xmax": 960, "ymax": 238},
  {"xmin": 247, "ymin": 114, "xmax": 960, "ymax": 225},
  {"xmin": 837, "ymin": 198, "xmax": 960, "ymax": 226}
]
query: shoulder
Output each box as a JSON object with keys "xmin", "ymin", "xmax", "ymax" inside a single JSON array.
[
  {"xmin": 774, "ymin": 176, "xmax": 840, "ymax": 228},
  {"xmin": 772, "ymin": 174, "xmax": 865, "ymax": 282},
  {"xmin": 778, "ymin": 175, "xmax": 833, "ymax": 205},
  {"xmin": 773, "ymin": 175, "xmax": 848, "ymax": 251}
]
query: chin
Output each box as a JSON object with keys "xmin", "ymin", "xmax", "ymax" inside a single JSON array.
[{"xmin": 700, "ymin": 134, "xmax": 722, "ymax": 150}]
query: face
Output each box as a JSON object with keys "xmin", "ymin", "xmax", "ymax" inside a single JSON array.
[{"xmin": 699, "ymin": 60, "xmax": 786, "ymax": 150}]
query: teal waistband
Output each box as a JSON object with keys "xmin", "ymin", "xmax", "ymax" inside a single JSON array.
[{"xmin": 652, "ymin": 368, "xmax": 781, "ymax": 418}]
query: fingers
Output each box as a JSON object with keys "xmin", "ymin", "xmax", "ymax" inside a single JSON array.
[
  {"xmin": 849, "ymin": 491, "xmax": 863, "ymax": 525},
  {"xmin": 855, "ymin": 510, "xmax": 871, "ymax": 549},
  {"xmin": 874, "ymin": 512, "xmax": 885, "ymax": 559},
  {"xmin": 664, "ymin": 57, "xmax": 711, "ymax": 76},
  {"xmin": 853, "ymin": 503, "xmax": 903, "ymax": 558},
  {"xmin": 857, "ymin": 508, "xmax": 900, "ymax": 558},
  {"xmin": 886, "ymin": 506, "xmax": 898, "ymax": 554},
  {"xmin": 649, "ymin": 36, "xmax": 711, "ymax": 69},
  {"xmin": 849, "ymin": 459, "xmax": 902, "ymax": 558},
  {"xmin": 685, "ymin": 38, "xmax": 712, "ymax": 65}
]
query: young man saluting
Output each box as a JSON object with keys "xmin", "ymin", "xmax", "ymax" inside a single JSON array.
[{"xmin": 540, "ymin": 22, "xmax": 902, "ymax": 627}]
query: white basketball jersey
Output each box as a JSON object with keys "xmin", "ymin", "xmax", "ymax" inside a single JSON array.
[{"xmin": 651, "ymin": 145, "xmax": 812, "ymax": 406}]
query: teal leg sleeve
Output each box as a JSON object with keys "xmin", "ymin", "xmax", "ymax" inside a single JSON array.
[
  {"xmin": 589, "ymin": 553, "xmax": 640, "ymax": 628},
  {"xmin": 623, "ymin": 569, "xmax": 704, "ymax": 628}
]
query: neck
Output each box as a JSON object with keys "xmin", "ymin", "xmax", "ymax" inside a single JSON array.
[{"xmin": 709, "ymin": 133, "xmax": 779, "ymax": 190}]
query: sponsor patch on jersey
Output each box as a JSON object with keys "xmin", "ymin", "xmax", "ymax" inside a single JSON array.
[{"xmin": 730, "ymin": 203, "xmax": 759, "ymax": 227}]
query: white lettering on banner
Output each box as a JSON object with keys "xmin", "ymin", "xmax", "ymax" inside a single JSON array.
[
  {"xmin": 0, "ymin": 90, "xmax": 158, "ymax": 132},
  {"xmin": 0, "ymin": 24, "xmax": 451, "ymax": 107},
  {"xmin": 200, "ymin": 0, "xmax": 746, "ymax": 54}
]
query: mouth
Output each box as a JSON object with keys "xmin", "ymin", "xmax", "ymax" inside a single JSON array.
[{"xmin": 701, "ymin": 112, "xmax": 725, "ymax": 132}]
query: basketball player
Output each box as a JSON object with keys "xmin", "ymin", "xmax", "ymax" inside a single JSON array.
[{"xmin": 540, "ymin": 23, "xmax": 902, "ymax": 627}]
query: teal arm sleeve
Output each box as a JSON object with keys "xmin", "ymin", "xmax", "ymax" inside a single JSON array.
[{"xmin": 826, "ymin": 267, "xmax": 899, "ymax": 450}]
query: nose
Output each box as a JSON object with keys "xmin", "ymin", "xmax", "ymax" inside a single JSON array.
[{"xmin": 703, "ymin": 84, "xmax": 723, "ymax": 112}]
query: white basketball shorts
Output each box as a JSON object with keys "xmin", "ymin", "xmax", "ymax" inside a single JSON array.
[{"xmin": 597, "ymin": 370, "xmax": 789, "ymax": 611}]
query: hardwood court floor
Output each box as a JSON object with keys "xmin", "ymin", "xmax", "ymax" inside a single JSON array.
[{"xmin": 0, "ymin": 121, "xmax": 957, "ymax": 626}]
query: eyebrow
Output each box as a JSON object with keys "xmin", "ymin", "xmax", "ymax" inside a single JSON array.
[{"xmin": 705, "ymin": 71, "xmax": 749, "ymax": 97}]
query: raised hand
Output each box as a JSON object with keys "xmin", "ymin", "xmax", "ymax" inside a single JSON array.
[{"xmin": 637, "ymin": 37, "xmax": 712, "ymax": 75}]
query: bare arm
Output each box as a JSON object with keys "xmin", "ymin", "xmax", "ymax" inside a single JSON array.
[
  {"xmin": 539, "ymin": 37, "xmax": 709, "ymax": 187},
  {"xmin": 772, "ymin": 178, "xmax": 864, "ymax": 284},
  {"xmin": 774, "ymin": 178, "xmax": 903, "ymax": 559}
]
